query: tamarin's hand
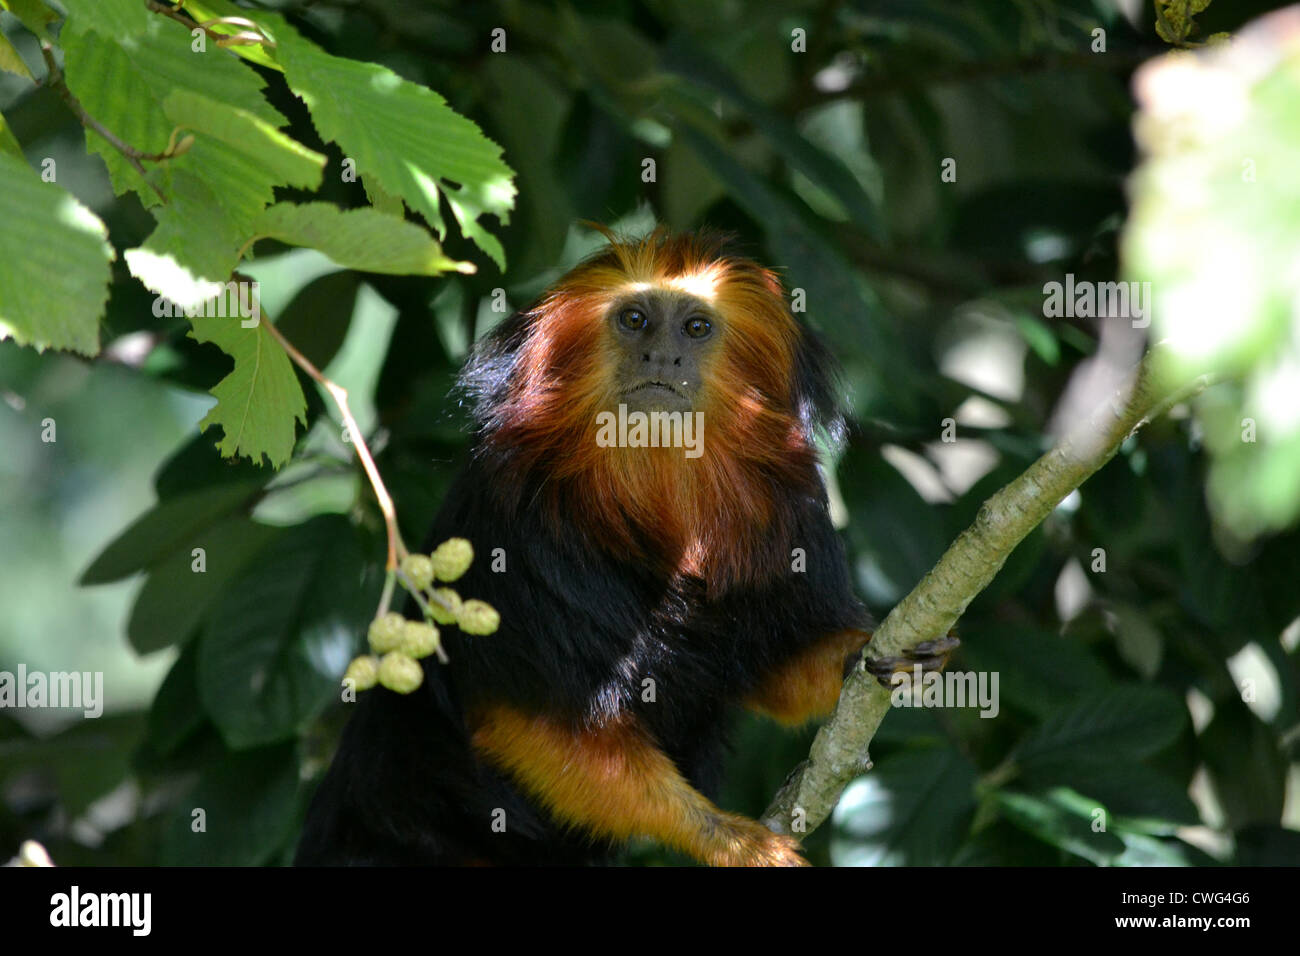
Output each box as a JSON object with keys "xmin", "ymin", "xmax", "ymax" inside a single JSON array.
[{"xmin": 864, "ymin": 634, "xmax": 961, "ymax": 688}]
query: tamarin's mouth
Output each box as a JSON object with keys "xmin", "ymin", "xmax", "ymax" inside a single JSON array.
[{"xmin": 625, "ymin": 380, "xmax": 686, "ymax": 398}]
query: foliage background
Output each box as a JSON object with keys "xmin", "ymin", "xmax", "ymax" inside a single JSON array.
[{"xmin": 2, "ymin": 0, "xmax": 1299, "ymax": 866}]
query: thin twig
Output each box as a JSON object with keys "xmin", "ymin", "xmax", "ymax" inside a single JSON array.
[
  {"xmin": 260, "ymin": 307, "xmax": 407, "ymax": 574},
  {"xmin": 38, "ymin": 45, "xmax": 170, "ymax": 202},
  {"xmin": 147, "ymin": 1, "xmax": 277, "ymax": 48}
]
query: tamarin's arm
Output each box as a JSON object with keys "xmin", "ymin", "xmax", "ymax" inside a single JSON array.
[
  {"xmin": 743, "ymin": 628, "xmax": 870, "ymax": 726},
  {"xmin": 745, "ymin": 629, "xmax": 963, "ymax": 726},
  {"xmin": 470, "ymin": 704, "xmax": 808, "ymax": 866}
]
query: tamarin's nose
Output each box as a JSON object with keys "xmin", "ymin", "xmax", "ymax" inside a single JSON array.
[{"xmin": 640, "ymin": 349, "xmax": 683, "ymax": 374}]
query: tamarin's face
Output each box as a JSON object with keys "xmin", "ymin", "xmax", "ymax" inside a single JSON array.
[
  {"xmin": 605, "ymin": 288, "xmax": 721, "ymax": 413},
  {"xmin": 466, "ymin": 230, "xmax": 835, "ymax": 584}
]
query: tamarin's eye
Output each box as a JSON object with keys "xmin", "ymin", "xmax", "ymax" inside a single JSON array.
[
  {"xmin": 683, "ymin": 316, "xmax": 712, "ymax": 339},
  {"xmin": 619, "ymin": 309, "xmax": 648, "ymax": 330}
]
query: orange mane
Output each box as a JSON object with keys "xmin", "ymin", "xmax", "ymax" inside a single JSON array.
[{"xmin": 474, "ymin": 229, "xmax": 826, "ymax": 592}]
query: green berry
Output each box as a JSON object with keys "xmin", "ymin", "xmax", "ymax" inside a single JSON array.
[
  {"xmin": 431, "ymin": 538, "xmax": 474, "ymax": 581},
  {"xmin": 368, "ymin": 612, "xmax": 407, "ymax": 653},
  {"xmin": 428, "ymin": 587, "xmax": 462, "ymax": 625},
  {"xmin": 457, "ymin": 599, "xmax": 500, "ymax": 635},
  {"xmin": 343, "ymin": 655, "xmax": 380, "ymax": 691},
  {"xmin": 399, "ymin": 620, "xmax": 441, "ymax": 659},
  {"xmin": 378, "ymin": 652, "xmax": 423, "ymax": 694},
  {"xmin": 400, "ymin": 553, "xmax": 435, "ymax": 591}
]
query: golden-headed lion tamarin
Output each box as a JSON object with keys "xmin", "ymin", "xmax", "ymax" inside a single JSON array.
[{"xmin": 296, "ymin": 229, "xmax": 937, "ymax": 866}]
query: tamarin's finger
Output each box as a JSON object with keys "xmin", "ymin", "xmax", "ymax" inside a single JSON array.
[{"xmin": 864, "ymin": 634, "xmax": 962, "ymax": 688}]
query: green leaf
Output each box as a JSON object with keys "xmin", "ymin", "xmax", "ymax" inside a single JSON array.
[
  {"xmin": 0, "ymin": 714, "xmax": 145, "ymax": 819},
  {"xmin": 662, "ymin": 40, "xmax": 885, "ymax": 240},
  {"xmin": 1014, "ymin": 686, "xmax": 1188, "ymax": 772},
  {"xmin": 127, "ymin": 517, "xmax": 281, "ymax": 654},
  {"xmin": 957, "ymin": 625, "xmax": 1111, "ymax": 721},
  {"xmin": 0, "ymin": 152, "xmax": 112, "ymax": 355},
  {"xmin": 830, "ymin": 744, "xmax": 977, "ymax": 866},
  {"xmin": 838, "ymin": 445, "xmax": 947, "ymax": 607},
  {"xmin": 1, "ymin": 0, "xmax": 58, "ymax": 42},
  {"xmin": 270, "ymin": 15, "xmax": 515, "ymax": 269},
  {"xmin": 161, "ymin": 89, "xmax": 324, "ymax": 191},
  {"xmin": 1113, "ymin": 833, "xmax": 1205, "ymax": 866},
  {"xmin": 254, "ymin": 203, "xmax": 471, "ymax": 275},
  {"xmin": 80, "ymin": 479, "xmax": 264, "ymax": 584},
  {"xmin": 123, "ymin": 171, "xmax": 245, "ymax": 305},
  {"xmin": 995, "ymin": 788, "xmax": 1127, "ymax": 865},
  {"xmin": 1199, "ymin": 701, "xmax": 1288, "ymax": 827},
  {"xmin": 61, "ymin": 15, "xmax": 284, "ymax": 208},
  {"xmin": 177, "ymin": 0, "xmax": 281, "ymax": 71},
  {"xmin": 0, "ymin": 29, "xmax": 32, "ymax": 78},
  {"xmin": 363, "ymin": 175, "xmax": 405, "ymax": 218},
  {"xmin": 187, "ymin": 309, "xmax": 308, "ymax": 468},
  {"xmin": 1019, "ymin": 759, "xmax": 1200, "ymax": 834},
  {"xmin": 160, "ymin": 742, "xmax": 300, "ymax": 865},
  {"xmin": 58, "ymin": 0, "xmax": 152, "ymax": 37},
  {"xmin": 137, "ymin": 642, "xmax": 207, "ymax": 765},
  {"xmin": 0, "ymin": 110, "xmax": 24, "ymax": 159},
  {"xmin": 154, "ymin": 430, "xmax": 271, "ymax": 498},
  {"xmin": 197, "ymin": 515, "xmax": 376, "ymax": 748}
]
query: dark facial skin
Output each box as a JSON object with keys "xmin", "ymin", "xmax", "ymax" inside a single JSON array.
[{"xmin": 607, "ymin": 289, "xmax": 720, "ymax": 413}]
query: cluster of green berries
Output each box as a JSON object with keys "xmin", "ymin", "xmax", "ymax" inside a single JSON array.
[{"xmin": 343, "ymin": 537, "xmax": 500, "ymax": 696}]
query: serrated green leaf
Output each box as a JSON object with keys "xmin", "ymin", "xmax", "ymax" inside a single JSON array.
[
  {"xmin": 80, "ymin": 479, "xmax": 264, "ymax": 584},
  {"xmin": 254, "ymin": 202, "xmax": 470, "ymax": 275},
  {"xmin": 128, "ymin": 517, "xmax": 281, "ymax": 654},
  {"xmin": 124, "ymin": 170, "xmax": 245, "ymax": 305},
  {"xmin": 0, "ymin": 152, "xmax": 112, "ymax": 355},
  {"xmin": 1014, "ymin": 686, "xmax": 1187, "ymax": 771},
  {"xmin": 58, "ymin": 0, "xmax": 152, "ymax": 37},
  {"xmin": 162, "ymin": 89, "xmax": 324, "ymax": 190},
  {"xmin": 188, "ymin": 309, "xmax": 308, "ymax": 468},
  {"xmin": 196, "ymin": 515, "xmax": 375, "ymax": 748},
  {"xmin": 957, "ymin": 625, "xmax": 1111, "ymax": 721},
  {"xmin": 61, "ymin": 15, "xmax": 284, "ymax": 207},
  {"xmin": 179, "ymin": 0, "xmax": 281, "ymax": 71},
  {"xmin": 269, "ymin": 15, "xmax": 515, "ymax": 270},
  {"xmin": 363, "ymin": 175, "xmax": 405, "ymax": 218}
]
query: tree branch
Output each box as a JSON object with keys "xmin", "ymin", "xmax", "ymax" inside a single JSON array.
[{"xmin": 762, "ymin": 345, "xmax": 1211, "ymax": 836}]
